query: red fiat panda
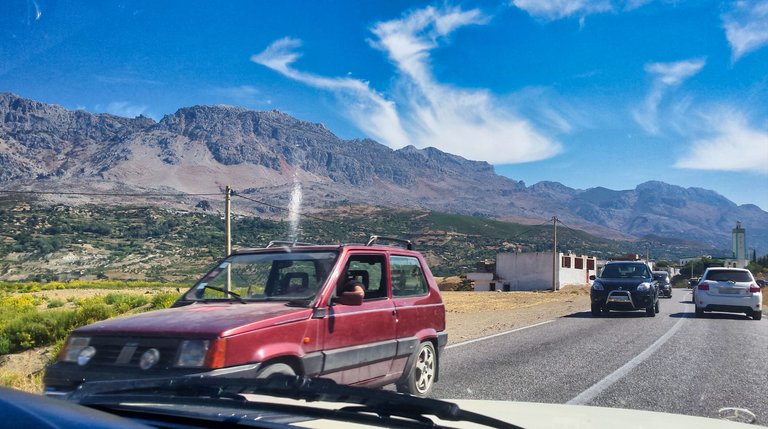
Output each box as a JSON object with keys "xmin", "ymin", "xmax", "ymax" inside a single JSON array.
[{"xmin": 44, "ymin": 236, "xmax": 447, "ymax": 397}]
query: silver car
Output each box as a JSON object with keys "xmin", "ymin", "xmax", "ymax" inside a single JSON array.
[{"xmin": 694, "ymin": 268, "xmax": 762, "ymax": 320}]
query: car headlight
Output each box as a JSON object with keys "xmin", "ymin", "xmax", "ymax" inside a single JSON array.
[
  {"xmin": 592, "ymin": 281, "xmax": 604, "ymax": 291},
  {"xmin": 77, "ymin": 346, "xmax": 96, "ymax": 366},
  {"xmin": 61, "ymin": 336, "xmax": 92, "ymax": 363},
  {"xmin": 637, "ymin": 282, "xmax": 651, "ymax": 292},
  {"xmin": 175, "ymin": 340, "xmax": 210, "ymax": 367},
  {"xmin": 140, "ymin": 348, "xmax": 161, "ymax": 370}
]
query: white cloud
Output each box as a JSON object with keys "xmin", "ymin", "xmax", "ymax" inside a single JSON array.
[
  {"xmin": 104, "ymin": 101, "xmax": 148, "ymax": 118},
  {"xmin": 252, "ymin": 6, "xmax": 561, "ymax": 164},
  {"xmin": 511, "ymin": 0, "xmax": 613, "ymax": 20},
  {"xmin": 675, "ymin": 110, "xmax": 768, "ymax": 174},
  {"xmin": 632, "ymin": 58, "xmax": 705, "ymax": 134},
  {"xmin": 722, "ymin": 1, "xmax": 768, "ymax": 61},
  {"xmin": 207, "ymin": 85, "xmax": 266, "ymax": 105},
  {"xmin": 252, "ymin": 37, "xmax": 410, "ymax": 149}
]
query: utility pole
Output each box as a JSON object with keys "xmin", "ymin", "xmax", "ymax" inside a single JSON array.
[
  {"xmin": 225, "ymin": 185, "xmax": 232, "ymax": 292},
  {"xmin": 552, "ymin": 216, "xmax": 558, "ymax": 291}
]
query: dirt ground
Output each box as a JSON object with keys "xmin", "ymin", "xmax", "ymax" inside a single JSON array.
[{"xmin": 0, "ymin": 287, "xmax": 591, "ymax": 392}]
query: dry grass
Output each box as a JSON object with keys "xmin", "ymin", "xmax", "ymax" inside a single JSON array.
[{"xmin": 442, "ymin": 288, "xmax": 590, "ymax": 313}]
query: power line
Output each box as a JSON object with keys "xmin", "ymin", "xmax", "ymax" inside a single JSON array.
[{"xmin": 0, "ymin": 189, "xmax": 221, "ymax": 197}]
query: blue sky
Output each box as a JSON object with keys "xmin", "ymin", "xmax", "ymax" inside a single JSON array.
[{"xmin": 2, "ymin": 0, "xmax": 767, "ymax": 210}]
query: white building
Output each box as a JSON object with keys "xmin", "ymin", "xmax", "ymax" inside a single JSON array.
[
  {"xmin": 488, "ymin": 252, "xmax": 597, "ymax": 291},
  {"xmin": 729, "ymin": 221, "xmax": 749, "ymax": 268}
]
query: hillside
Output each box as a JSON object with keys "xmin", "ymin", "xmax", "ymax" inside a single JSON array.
[
  {"xmin": 1, "ymin": 93, "xmax": 766, "ymax": 253},
  {"xmin": 0, "ymin": 200, "xmax": 720, "ymax": 282}
]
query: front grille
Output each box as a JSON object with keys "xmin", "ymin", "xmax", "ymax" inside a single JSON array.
[{"xmin": 89, "ymin": 337, "xmax": 180, "ymax": 368}]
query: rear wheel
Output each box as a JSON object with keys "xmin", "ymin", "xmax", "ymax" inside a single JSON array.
[
  {"xmin": 397, "ymin": 342, "xmax": 436, "ymax": 397},
  {"xmin": 753, "ymin": 310, "xmax": 763, "ymax": 321},
  {"xmin": 695, "ymin": 306, "xmax": 704, "ymax": 317}
]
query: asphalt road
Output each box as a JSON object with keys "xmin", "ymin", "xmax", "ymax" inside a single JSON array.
[{"xmin": 432, "ymin": 288, "xmax": 768, "ymax": 425}]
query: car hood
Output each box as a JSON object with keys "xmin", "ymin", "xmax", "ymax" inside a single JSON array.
[
  {"xmin": 440, "ymin": 400, "xmax": 755, "ymax": 429},
  {"xmin": 594, "ymin": 278, "xmax": 650, "ymax": 291},
  {"xmin": 73, "ymin": 302, "xmax": 312, "ymax": 337},
  {"xmin": 245, "ymin": 397, "xmax": 754, "ymax": 428}
]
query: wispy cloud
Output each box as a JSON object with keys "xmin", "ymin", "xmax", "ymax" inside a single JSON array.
[
  {"xmin": 675, "ymin": 109, "xmax": 768, "ymax": 174},
  {"xmin": 207, "ymin": 85, "xmax": 270, "ymax": 105},
  {"xmin": 252, "ymin": 37, "xmax": 410, "ymax": 149},
  {"xmin": 722, "ymin": 0, "xmax": 768, "ymax": 61},
  {"xmin": 511, "ymin": 0, "xmax": 612, "ymax": 21},
  {"xmin": 632, "ymin": 59, "xmax": 705, "ymax": 134},
  {"xmin": 252, "ymin": 6, "xmax": 561, "ymax": 164},
  {"xmin": 103, "ymin": 101, "xmax": 148, "ymax": 118}
]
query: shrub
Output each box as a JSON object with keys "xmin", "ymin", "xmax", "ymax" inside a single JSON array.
[
  {"xmin": 47, "ymin": 298, "xmax": 65, "ymax": 308},
  {"xmin": 150, "ymin": 292, "xmax": 180, "ymax": 310},
  {"xmin": 104, "ymin": 293, "xmax": 149, "ymax": 312}
]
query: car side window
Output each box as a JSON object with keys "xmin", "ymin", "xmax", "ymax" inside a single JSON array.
[
  {"xmin": 391, "ymin": 255, "xmax": 428, "ymax": 297},
  {"xmin": 342, "ymin": 254, "xmax": 387, "ymax": 299}
]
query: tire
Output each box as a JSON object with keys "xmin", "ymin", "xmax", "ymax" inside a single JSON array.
[
  {"xmin": 655, "ymin": 300, "xmax": 660, "ymax": 314},
  {"xmin": 397, "ymin": 342, "xmax": 436, "ymax": 397},
  {"xmin": 646, "ymin": 304, "xmax": 656, "ymax": 317},
  {"xmin": 591, "ymin": 304, "xmax": 601, "ymax": 316},
  {"xmin": 753, "ymin": 310, "xmax": 763, "ymax": 321},
  {"xmin": 255, "ymin": 363, "xmax": 296, "ymax": 379},
  {"xmin": 695, "ymin": 306, "xmax": 704, "ymax": 317}
]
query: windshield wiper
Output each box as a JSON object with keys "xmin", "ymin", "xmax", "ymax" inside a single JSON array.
[
  {"xmin": 199, "ymin": 285, "xmax": 245, "ymax": 303},
  {"xmin": 67, "ymin": 376, "xmax": 524, "ymax": 429}
]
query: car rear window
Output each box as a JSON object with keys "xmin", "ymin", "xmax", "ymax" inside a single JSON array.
[{"xmin": 704, "ymin": 270, "xmax": 753, "ymax": 283}]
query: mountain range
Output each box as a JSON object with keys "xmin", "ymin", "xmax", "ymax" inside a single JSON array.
[{"xmin": 1, "ymin": 92, "xmax": 766, "ymax": 255}]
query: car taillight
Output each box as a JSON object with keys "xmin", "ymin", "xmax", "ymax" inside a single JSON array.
[
  {"xmin": 749, "ymin": 284, "xmax": 760, "ymax": 293},
  {"xmin": 697, "ymin": 283, "xmax": 709, "ymax": 291}
]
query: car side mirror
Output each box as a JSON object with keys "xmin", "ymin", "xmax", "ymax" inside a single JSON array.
[
  {"xmin": 333, "ymin": 292, "xmax": 363, "ymax": 306},
  {"xmin": 589, "ymin": 275, "xmax": 596, "ymax": 281}
]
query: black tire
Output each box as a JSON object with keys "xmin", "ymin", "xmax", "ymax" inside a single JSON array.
[
  {"xmin": 396, "ymin": 342, "xmax": 436, "ymax": 397},
  {"xmin": 646, "ymin": 304, "xmax": 656, "ymax": 317},
  {"xmin": 695, "ymin": 306, "xmax": 704, "ymax": 317},
  {"xmin": 655, "ymin": 300, "xmax": 660, "ymax": 313},
  {"xmin": 591, "ymin": 304, "xmax": 601, "ymax": 316},
  {"xmin": 753, "ymin": 310, "xmax": 763, "ymax": 321},
  {"xmin": 255, "ymin": 363, "xmax": 296, "ymax": 379}
]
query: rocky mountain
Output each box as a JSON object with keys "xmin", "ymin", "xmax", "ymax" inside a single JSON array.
[{"xmin": 1, "ymin": 92, "xmax": 766, "ymax": 254}]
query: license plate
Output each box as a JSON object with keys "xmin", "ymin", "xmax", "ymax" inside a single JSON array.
[
  {"xmin": 719, "ymin": 289, "xmax": 741, "ymax": 294},
  {"xmin": 609, "ymin": 295, "xmax": 631, "ymax": 302}
]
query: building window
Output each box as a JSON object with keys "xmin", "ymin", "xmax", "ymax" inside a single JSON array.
[
  {"xmin": 575, "ymin": 257, "xmax": 584, "ymax": 270},
  {"xmin": 561, "ymin": 256, "xmax": 571, "ymax": 268},
  {"xmin": 587, "ymin": 259, "xmax": 595, "ymax": 271}
]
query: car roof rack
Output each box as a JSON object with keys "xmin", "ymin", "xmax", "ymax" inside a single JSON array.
[
  {"xmin": 266, "ymin": 240, "xmax": 315, "ymax": 248},
  {"xmin": 366, "ymin": 235, "xmax": 412, "ymax": 250}
]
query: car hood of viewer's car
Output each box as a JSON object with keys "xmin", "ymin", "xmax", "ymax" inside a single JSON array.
[
  {"xmin": 440, "ymin": 400, "xmax": 755, "ymax": 429},
  {"xmin": 73, "ymin": 302, "xmax": 311, "ymax": 337}
]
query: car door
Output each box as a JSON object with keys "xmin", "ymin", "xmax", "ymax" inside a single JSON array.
[
  {"xmin": 389, "ymin": 254, "xmax": 440, "ymax": 374},
  {"xmin": 319, "ymin": 252, "xmax": 397, "ymax": 385}
]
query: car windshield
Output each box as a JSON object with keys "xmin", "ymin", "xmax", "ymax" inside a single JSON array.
[
  {"xmin": 600, "ymin": 264, "xmax": 650, "ymax": 279},
  {"xmin": 652, "ymin": 273, "xmax": 668, "ymax": 281},
  {"xmin": 181, "ymin": 251, "xmax": 338, "ymax": 302},
  {"xmin": 704, "ymin": 270, "xmax": 753, "ymax": 283}
]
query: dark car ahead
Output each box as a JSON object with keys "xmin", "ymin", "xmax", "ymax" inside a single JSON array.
[
  {"xmin": 44, "ymin": 236, "xmax": 447, "ymax": 398},
  {"xmin": 652, "ymin": 271, "xmax": 672, "ymax": 298},
  {"xmin": 591, "ymin": 261, "xmax": 659, "ymax": 317}
]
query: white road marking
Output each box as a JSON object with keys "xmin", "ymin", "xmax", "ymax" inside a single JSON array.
[
  {"xmin": 567, "ymin": 314, "xmax": 689, "ymax": 405},
  {"xmin": 446, "ymin": 320, "xmax": 554, "ymax": 350}
]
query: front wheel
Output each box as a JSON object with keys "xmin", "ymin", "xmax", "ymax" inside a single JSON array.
[
  {"xmin": 255, "ymin": 363, "xmax": 296, "ymax": 379},
  {"xmin": 397, "ymin": 342, "xmax": 436, "ymax": 397},
  {"xmin": 591, "ymin": 304, "xmax": 601, "ymax": 316},
  {"xmin": 646, "ymin": 303, "xmax": 656, "ymax": 317},
  {"xmin": 655, "ymin": 300, "xmax": 660, "ymax": 314}
]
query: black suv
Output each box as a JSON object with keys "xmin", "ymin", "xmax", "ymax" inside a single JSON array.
[
  {"xmin": 590, "ymin": 261, "xmax": 659, "ymax": 317},
  {"xmin": 652, "ymin": 271, "xmax": 672, "ymax": 298}
]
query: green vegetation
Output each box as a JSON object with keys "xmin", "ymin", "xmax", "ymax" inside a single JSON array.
[{"xmin": 0, "ymin": 285, "xmax": 182, "ymax": 356}]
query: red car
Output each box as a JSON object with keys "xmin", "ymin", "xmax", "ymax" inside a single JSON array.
[{"xmin": 44, "ymin": 236, "xmax": 447, "ymax": 397}]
